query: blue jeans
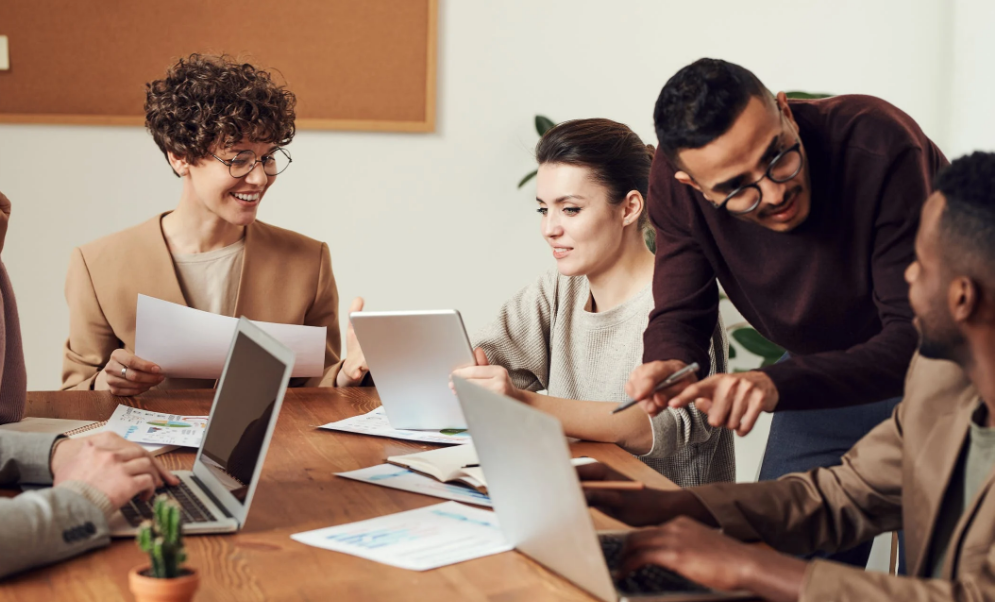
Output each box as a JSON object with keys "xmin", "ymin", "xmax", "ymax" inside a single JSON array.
[{"xmin": 759, "ymin": 374, "xmax": 904, "ymax": 571}]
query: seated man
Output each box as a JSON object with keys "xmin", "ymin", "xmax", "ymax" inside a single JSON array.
[
  {"xmin": 1, "ymin": 430, "xmax": 177, "ymax": 578},
  {"xmin": 582, "ymin": 152, "xmax": 995, "ymax": 600}
]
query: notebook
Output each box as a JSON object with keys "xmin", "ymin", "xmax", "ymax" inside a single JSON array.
[
  {"xmin": 0, "ymin": 415, "xmax": 177, "ymax": 456},
  {"xmin": 387, "ymin": 444, "xmax": 487, "ymax": 492}
]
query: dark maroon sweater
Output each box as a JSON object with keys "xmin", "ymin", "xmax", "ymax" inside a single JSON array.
[{"xmin": 643, "ymin": 95, "xmax": 947, "ymax": 410}]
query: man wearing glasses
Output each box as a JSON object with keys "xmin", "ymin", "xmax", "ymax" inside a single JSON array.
[{"xmin": 627, "ymin": 58, "xmax": 946, "ymax": 567}]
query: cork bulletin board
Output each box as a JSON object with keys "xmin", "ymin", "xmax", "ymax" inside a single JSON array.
[{"xmin": 0, "ymin": 0, "xmax": 437, "ymax": 132}]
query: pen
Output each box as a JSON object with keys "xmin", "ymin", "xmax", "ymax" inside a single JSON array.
[
  {"xmin": 580, "ymin": 481, "xmax": 645, "ymax": 491},
  {"xmin": 610, "ymin": 362, "xmax": 700, "ymax": 415}
]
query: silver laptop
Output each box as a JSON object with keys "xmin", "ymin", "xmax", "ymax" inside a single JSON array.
[
  {"xmin": 109, "ymin": 317, "xmax": 295, "ymax": 536},
  {"xmin": 349, "ymin": 310, "xmax": 474, "ymax": 430},
  {"xmin": 452, "ymin": 377, "xmax": 749, "ymax": 602}
]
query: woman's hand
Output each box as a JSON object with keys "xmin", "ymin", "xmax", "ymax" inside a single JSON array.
[
  {"xmin": 450, "ymin": 348, "xmax": 525, "ymax": 402},
  {"xmin": 337, "ymin": 297, "xmax": 370, "ymax": 387},
  {"xmin": 0, "ymin": 191, "xmax": 11, "ymax": 255},
  {"xmin": 94, "ymin": 349, "xmax": 164, "ymax": 396}
]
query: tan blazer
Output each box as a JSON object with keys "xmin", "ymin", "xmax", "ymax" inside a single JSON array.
[
  {"xmin": 62, "ymin": 215, "xmax": 343, "ymax": 390},
  {"xmin": 690, "ymin": 354, "xmax": 994, "ymax": 600}
]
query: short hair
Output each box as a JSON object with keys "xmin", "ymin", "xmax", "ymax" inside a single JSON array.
[
  {"xmin": 935, "ymin": 151, "xmax": 995, "ymax": 285},
  {"xmin": 536, "ymin": 118, "xmax": 655, "ymax": 228},
  {"xmin": 653, "ymin": 58, "xmax": 771, "ymax": 162},
  {"xmin": 145, "ymin": 54, "xmax": 296, "ymax": 176}
]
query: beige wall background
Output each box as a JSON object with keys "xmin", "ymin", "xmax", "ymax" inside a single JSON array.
[{"xmin": 2, "ymin": 0, "xmax": 993, "ymax": 569}]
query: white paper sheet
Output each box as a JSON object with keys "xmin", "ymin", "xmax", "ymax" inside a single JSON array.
[
  {"xmin": 319, "ymin": 407, "xmax": 471, "ymax": 445},
  {"xmin": 290, "ymin": 501, "xmax": 511, "ymax": 570},
  {"xmin": 337, "ymin": 464, "xmax": 492, "ymax": 507},
  {"xmin": 135, "ymin": 294, "xmax": 325, "ymax": 378},
  {"xmin": 99, "ymin": 404, "xmax": 208, "ymax": 448}
]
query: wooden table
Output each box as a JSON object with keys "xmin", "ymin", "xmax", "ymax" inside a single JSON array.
[{"xmin": 1, "ymin": 388, "xmax": 678, "ymax": 601}]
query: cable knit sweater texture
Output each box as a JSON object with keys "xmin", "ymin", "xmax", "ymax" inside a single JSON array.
[
  {"xmin": 0, "ymin": 261, "xmax": 26, "ymax": 424},
  {"xmin": 473, "ymin": 269, "xmax": 735, "ymax": 487}
]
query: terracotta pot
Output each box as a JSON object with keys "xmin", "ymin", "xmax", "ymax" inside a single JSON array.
[{"xmin": 128, "ymin": 565, "xmax": 200, "ymax": 602}]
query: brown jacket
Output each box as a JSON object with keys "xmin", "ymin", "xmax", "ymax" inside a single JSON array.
[
  {"xmin": 62, "ymin": 215, "xmax": 343, "ymax": 390},
  {"xmin": 691, "ymin": 354, "xmax": 993, "ymax": 600}
]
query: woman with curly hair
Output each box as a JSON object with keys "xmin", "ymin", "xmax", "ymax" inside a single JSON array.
[{"xmin": 61, "ymin": 54, "xmax": 368, "ymax": 395}]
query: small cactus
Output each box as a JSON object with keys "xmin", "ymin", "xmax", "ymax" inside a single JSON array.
[{"xmin": 136, "ymin": 496, "xmax": 187, "ymax": 578}]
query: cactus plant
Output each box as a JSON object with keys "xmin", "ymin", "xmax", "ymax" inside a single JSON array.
[{"xmin": 136, "ymin": 496, "xmax": 187, "ymax": 578}]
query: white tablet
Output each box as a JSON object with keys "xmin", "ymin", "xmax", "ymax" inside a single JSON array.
[{"xmin": 349, "ymin": 310, "xmax": 475, "ymax": 429}]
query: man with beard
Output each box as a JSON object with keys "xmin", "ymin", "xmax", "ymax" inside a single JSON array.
[{"xmin": 583, "ymin": 152, "xmax": 995, "ymax": 601}]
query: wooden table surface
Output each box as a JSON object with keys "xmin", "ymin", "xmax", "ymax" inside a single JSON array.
[{"xmin": 1, "ymin": 387, "xmax": 679, "ymax": 601}]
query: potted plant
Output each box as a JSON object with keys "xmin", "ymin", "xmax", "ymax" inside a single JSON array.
[{"xmin": 128, "ymin": 496, "xmax": 199, "ymax": 602}]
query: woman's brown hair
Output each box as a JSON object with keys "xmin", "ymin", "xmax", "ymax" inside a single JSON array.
[
  {"xmin": 535, "ymin": 118, "xmax": 655, "ymax": 228},
  {"xmin": 145, "ymin": 54, "xmax": 296, "ymax": 176}
]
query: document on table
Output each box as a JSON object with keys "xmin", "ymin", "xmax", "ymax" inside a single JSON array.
[
  {"xmin": 134, "ymin": 294, "xmax": 326, "ymax": 379},
  {"xmin": 337, "ymin": 464, "xmax": 492, "ymax": 507},
  {"xmin": 100, "ymin": 404, "xmax": 209, "ymax": 449},
  {"xmin": 290, "ymin": 501, "xmax": 511, "ymax": 570},
  {"xmin": 319, "ymin": 407, "xmax": 471, "ymax": 445}
]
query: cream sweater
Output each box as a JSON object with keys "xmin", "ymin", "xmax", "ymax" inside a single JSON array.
[{"xmin": 473, "ymin": 269, "xmax": 734, "ymax": 487}]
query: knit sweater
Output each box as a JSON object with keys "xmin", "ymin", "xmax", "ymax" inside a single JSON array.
[
  {"xmin": 473, "ymin": 269, "xmax": 734, "ymax": 487},
  {"xmin": 0, "ymin": 261, "xmax": 26, "ymax": 424}
]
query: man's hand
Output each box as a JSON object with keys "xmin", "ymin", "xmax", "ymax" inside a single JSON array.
[
  {"xmin": 94, "ymin": 349, "xmax": 164, "ymax": 396},
  {"xmin": 577, "ymin": 462, "xmax": 716, "ymax": 527},
  {"xmin": 617, "ymin": 518, "xmax": 806, "ymax": 602},
  {"xmin": 667, "ymin": 371, "xmax": 779, "ymax": 436},
  {"xmin": 51, "ymin": 432, "xmax": 179, "ymax": 507},
  {"xmin": 625, "ymin": 360, "xmax": 699, "ymax": 417},
  {"xmin": 450, "ymin": 348, "xmax": 525, "ymax": 402},
  {"xmin": 337, "ymin": 297, "xmax": 370, "ymax": 387},
  {"xmin": 0, "ymin": 191, "xmax": 11, "ymax": 255}
]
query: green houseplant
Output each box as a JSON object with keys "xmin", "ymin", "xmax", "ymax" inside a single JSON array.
[
  {"xmin": 128, "ymin": 496, "xmax": 199, "ymax": 602},
  {"xmin": 518, "ymin": 113, "xmax": 788, "ymax": 369}
]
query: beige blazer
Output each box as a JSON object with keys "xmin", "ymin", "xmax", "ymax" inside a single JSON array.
[
  {"xmin": 690, "ymin": 354, "xmax": 995, "ymax": 600},
  {"xmin": 62, "ymin": 214, "xmax": 343, "ymax": 390}
]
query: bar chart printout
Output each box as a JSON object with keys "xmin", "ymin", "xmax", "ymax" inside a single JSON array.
[{"xmin": 290, "ymin": 502, "xmax": 512, "ymax": 570}]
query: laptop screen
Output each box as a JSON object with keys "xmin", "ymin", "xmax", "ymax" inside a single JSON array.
[{"xmin": 199, "ymin": 329, "xmax": 287, "ymax": 504}]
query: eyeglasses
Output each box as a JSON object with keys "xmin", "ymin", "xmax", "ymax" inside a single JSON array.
[
  {"xmin": 210, "ymin": 148, "xmax": 292, "ymax": 178},
  {"xmin": 713, "ymin": 139, "xmax": 803, "ymax": 215}
]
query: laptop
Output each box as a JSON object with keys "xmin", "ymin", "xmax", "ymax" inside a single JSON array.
[
  {"xmin": 109, "ymin": 317, "xmax": 295, "ymax": 536},
  {"xmin": 349, "ymin": 310, "xmax": 474, "ymax": 429},
  {"xmin": 451, "ymin": 377, "xmax": 750, "ymax": 602}
]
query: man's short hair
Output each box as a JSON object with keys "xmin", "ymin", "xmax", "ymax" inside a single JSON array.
[
  {"xmin": 145, "ymin": 54, "xmax": 296, "ymax": 176},
  {"xmin": 935, "ymin": 151, "xmax": 995, "ymax": 286},
  {"xmin": 653, "ymin": 58, "xmax": 771, "ymax": 163}
]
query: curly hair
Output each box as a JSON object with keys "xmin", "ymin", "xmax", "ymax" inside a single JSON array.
[
  {"xmin": 145, "ymin": 54, "xmax": 296, "ymax": 176},
  {"xmin": 935, "ymin": 151, "xmax": 995, "ymax": 283}
]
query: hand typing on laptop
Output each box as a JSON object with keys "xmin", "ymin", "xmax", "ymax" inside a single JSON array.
[
  {"xmin": 51, "ymin": 431, "xmax": 179, "ymax": 507},
  {"xmin": 579, "ymin": 462, "xmax": 805, "ymax": 601}
]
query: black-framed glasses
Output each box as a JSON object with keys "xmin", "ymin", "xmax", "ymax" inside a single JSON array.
[
  {"xmin": 210, "ymin": 148, "xmax": 292, "ymax": 178},
  {"xmin": 713, "ymin": 139, "xmax": 803, "ymax": 215}
]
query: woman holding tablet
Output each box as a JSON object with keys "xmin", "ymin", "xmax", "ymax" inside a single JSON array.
[
  {"xmin": 453, "ymin": 119, "xmax": 732, "ymax": 486},
  {"xmin": 61, "ymin": 54, "xmax": 368, "ymax": 394}
]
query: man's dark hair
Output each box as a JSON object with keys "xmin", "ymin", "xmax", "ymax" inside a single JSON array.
[
  {"xmin": 653, "ymin": 58, "xmax": 771, "ymax": 162},
  {"xmin": 935, "ymin": 151, "xmax": 995, "ymax": 286}
]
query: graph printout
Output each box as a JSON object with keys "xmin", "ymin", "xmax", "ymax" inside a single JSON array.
[
  {"xmin": 319, "ymin": 407, "xmax": 471, "ymax": 445},
  {"xmin": 290, "ymin": 502, "xmax": 511, "ymax": 570},
  {"xmin": 105, "ymin": 404, "xmax": 208, "ymax": 448}
]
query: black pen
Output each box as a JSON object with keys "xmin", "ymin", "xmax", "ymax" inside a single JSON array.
[{"xmin": 610, "ymin": 362, "xmax": 700, "ymax": 414}]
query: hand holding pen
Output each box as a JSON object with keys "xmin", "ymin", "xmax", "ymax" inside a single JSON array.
[{"xmin": 615, "ymin": 361, "xmax": 701, "ymax": 415}]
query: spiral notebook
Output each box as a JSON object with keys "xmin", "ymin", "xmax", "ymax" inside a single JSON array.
[{"xmin": 0, "ymin": 416, "xmax": 177, "ymax": 456}]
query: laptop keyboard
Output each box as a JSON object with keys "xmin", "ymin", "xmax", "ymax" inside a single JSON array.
[
  {"xmin": 120, "ymin": 480, "xmax": 216, "ymax": 527},
  {"xmin": 599, "ymin": 534, "xmax": 710, "ymax": 596}
]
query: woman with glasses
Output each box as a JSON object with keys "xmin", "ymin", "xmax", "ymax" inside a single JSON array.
[
  {"xmin": 61, "ymin": 54, "xmax": 368, "ymax": 395},
  {"xmin": 452, "ymin": 119, "xmax": 733, "ymax": 487}
]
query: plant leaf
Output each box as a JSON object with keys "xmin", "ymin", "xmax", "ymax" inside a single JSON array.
[
  {"xmin": 728, "ymin": 344, "xmax": 736, "ymax": 359},
  {"xmin": 731, "ymin": 328, "xmax": 785, "ymax": 360},
  {"xmin": 535, "ymin": 115, "xmax": 555, "ymax": 136},
  {"xmin": 783, "ymin": 91, "xmax": 832, "ymax": 100},
  {"xmin": 518, "ymin": 169, "xmax": 538, "ymax": 189}
]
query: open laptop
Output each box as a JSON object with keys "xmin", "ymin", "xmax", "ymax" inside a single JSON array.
[
  {"xmin": 349, "ymin": 310, "xmax": 474, "ymax": 430},
  {"xmin": 452, "ymin": 377, "xmax": 750, "ymax": 602},
  {"xmin": 109, "ymin": 317, "xmax": 295, "ymax": 536}
]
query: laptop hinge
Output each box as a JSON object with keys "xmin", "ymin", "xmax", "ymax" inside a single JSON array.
[{"xmin": 191, "ymin": 474, "xmax": 236, "ymax": 520}]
